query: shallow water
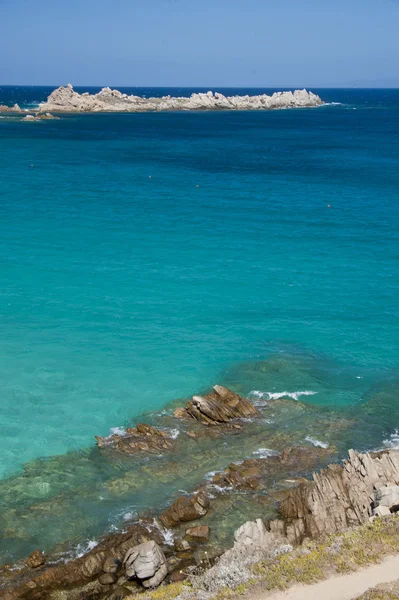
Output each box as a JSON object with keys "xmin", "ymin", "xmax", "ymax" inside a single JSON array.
[{"xmin": 0, "ymin": 87, "xmax": 398, "ymax": 564}]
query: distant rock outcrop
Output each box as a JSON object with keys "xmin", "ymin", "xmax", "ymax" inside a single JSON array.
[
  {"xmin": 0, "ymin": 104, "xmax": 21, "ymax": 113},
  {"xmin": 38, "ymin": 84, "xmax": 324, "ymax": 113}
]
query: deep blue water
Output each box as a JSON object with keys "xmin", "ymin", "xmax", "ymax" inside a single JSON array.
[{"xmin": 0, "ymin": 86, "xmax": 398, "ymax": 478}]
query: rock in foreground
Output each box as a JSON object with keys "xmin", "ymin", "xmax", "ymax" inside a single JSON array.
[
  {"xmin": 270, "ymin": 449, "xmax": 399, "ymax": 544},
  {"xmin": 124, "ymin": 540, "xmax": 167, "ymax": 588},
  {"xmin": 38, "ymin": 84, "xmax": 324, "ymax": 113}
]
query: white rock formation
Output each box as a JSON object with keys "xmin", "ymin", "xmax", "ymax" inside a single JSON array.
[
  {"xmin": 38, "ymin": 84, "xmax": 324, "ymax": 113},
  {"xmin": 124, "ymin": 540, "xmax": 168, "ymax": 588}
]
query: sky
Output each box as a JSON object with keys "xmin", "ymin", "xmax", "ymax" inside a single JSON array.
[{"xmin": 1, "ymin": 0, "xmax": 399, "ymax": 87}]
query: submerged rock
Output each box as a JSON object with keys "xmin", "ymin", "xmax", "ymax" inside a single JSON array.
[
  {"xmin": 38, "ymin": 84, "xmax": 324, "ymax": 113},
  {"xmin": 22, "ymin": 112, "xmax": 59, "ymax": 122},
  {"xmin": 95, "ymin": 423, "xmax": 175, "ymax": 455},
  {"xmin": 212, "ymin": 446, "xmax": 334, "ymax": 491}
]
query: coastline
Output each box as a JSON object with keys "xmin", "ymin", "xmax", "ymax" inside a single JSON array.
[{"xmin": 1, "ymin": 378, "xmax": 399, "ymax": 599}]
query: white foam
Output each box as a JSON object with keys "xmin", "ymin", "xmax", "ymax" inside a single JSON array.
[
  {"xmin": 252, "ymin": 447, "xmax": 278, "ymax": 458},
  {"xmin": 209, "ymin": 484, "xmax": 233, "ymax": 494},
  {"xmin": 76, "ymin": 539, "xmax": 98, "ymax": 558},
  {"xmin": 383, "ymin": 430, "xmax": 399, "ymax": 450},
  {"xmin": 109, "ymin": 426, "xmax": 127, "ymax": 436},
  {"xmin": 151, "ymin": 518, "xmax": 175, "ymax": 546},
  {"xmin": 249, "ymin": 390, "xmax": 317, "ymax": 405},
  {"xmin": 305, "ymin": 435, "xmax": 329, "ymax": 449},
  {"xmin": 205, "ymin": 470, "xmax": 219, "ymax": 480},
  {"xmin": 166, "ymin": 428, "xmax": 180, "ymax": 439}
]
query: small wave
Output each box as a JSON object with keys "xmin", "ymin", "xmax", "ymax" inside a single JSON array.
[
  {"xmin": 383, "ymin": 430, "xmax": 399, "ymax": 450},
  {"xmin": 252, "ymin": 447, "xmax": 278, "ymax": 458},
  {"xmin": 249, "ymin": 390, "xmax": 317, "ymax": 405},
  {"xmin": 163, "ymin": 427, "xmax": 180, "ymax": 439},
  {"xmin": 75, "ymin": 540, "xmax": 98, "ymax": 558},
  {"xmin": 208, "ymin": 484, "xmax": 234, "ymax": 494},
  {"xmin": 151, "ymin": 518, "xmax": 175, "ymax": 546},
  {"xmin": 305, "ymin": 435, "xmax": 329, "ymax": 449},
  {"xmin": 109, "ymin": 426, "xmax": 127, "ymax": 436},
  {"xmin": 205, "ymin": 470, "xmax": 220, "ymax": 480}
]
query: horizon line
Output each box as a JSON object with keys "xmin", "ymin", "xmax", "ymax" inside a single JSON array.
[{"xmin": 1, "ymin": 83, "xmax": 399, "ymax": 90}]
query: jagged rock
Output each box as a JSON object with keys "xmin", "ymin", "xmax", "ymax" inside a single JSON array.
[
  {"xmin": 0, "ymin": 104, "xmax": 21, "ymax": 112},
  {"xmin": 234, "ymin": 519, "xmax": 269, "ymax": 547},
  {"xmin": 38, "ymin": 84, "xmax": 324, "ymax": 113},
  {"xmin": 25, "ymin": 550, "xmax": 46, "ymax": 569},
  {"xmin": 124, "ymin": 540, "xmax": 167, "ymax": 588},
  {"xmin": 374, "ymin": 485, "xmax": 399, "ymax": 509},
  {"xmin": 181, "ymin": 385, "xmax": 259, "ymax": 426},
  {"xmin": 22, "ymin": 112, "xmax": 58, "ymax": 122},
  {"xmin": 185, "ymin": 525, "xmax": 210, "ymax": 542},
  {"xmin": 38, "ymin": 112, "xmax": 58, "ymax": 119},
  {"xmin": 173, "ymin": 407, "xmax": 188, "ymax": 419},
  {"xmin": 233, "ymin": 519, "xmax": 291, "ymax": 557},
  {"xmin": 103, "ymin": 557, "xmax": 121, "ymax": 573},
  {"xmin": 269, "ymin": 449, "xmax": 399, "ymax": 545},
  {"xmin": 160, "ymin": 491, "xmax": 210, "ymax": 527},
  {"xmin": 95, "ymin": 423, "xmax": 175, "ymax": 455}
]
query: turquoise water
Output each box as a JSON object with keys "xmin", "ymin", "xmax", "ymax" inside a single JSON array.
[{"xmin": 0, "ymin": 88, "xmax": 398, "ymax": 506}]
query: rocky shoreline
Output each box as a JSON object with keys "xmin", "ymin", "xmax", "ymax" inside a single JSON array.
[
  {"xmin": 29, "ymin": 84, "xmax": 324, "ymax": 114},
  {"xmin": 1, "ymin": 381, "xmax": 399, "ymax": 600}
]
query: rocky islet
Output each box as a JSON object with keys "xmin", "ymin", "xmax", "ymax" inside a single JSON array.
[{"xmin": 34, "ymin": 84, "xmax": 324, "ymax": 113}]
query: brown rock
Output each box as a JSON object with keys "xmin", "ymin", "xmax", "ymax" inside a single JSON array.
[
  {"xmin": 103, "ymin": 556, "xmax": 121, "ymax": 573},
  {"xmin": 185, "ymin": 525, "xmax": 210, "ymax": 542},
  {"xmin": 107, "ymin": 586, "xmax": 132, "ymax": 599},
  {"xmin": 185, "ymin": 385, "xmax": 259, "ymax": 426},
  {"xmin": 174, "ymin": 538, "xmax": 191, "ymax": 552},
  {"xmin": 25, "ymin": 550, "xmax": 46, "ymax": 569},
  {"xmin": 169, "ymin": 570, "xmax": 189, "ymax": 583},
  {"xmin": 99, "ymin": 572, "xmax": 117, "ymax": 585},
  {"xmin": 160, "ymin": 491, "xmax": 210, "ymax": 527},
  {"xmin": 173, "ymin": 407, "xmax": 188, "ymax": 419},
  {"xmin": 96, "ymin": 423, "xmax": 175, "ymax": 455}
]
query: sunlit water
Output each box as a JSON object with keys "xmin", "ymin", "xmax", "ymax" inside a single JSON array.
[{"xmin": 0, "ymin": 87, "xmax": 398, "ymax": 564}]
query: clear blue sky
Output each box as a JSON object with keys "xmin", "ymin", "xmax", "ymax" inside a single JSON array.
[{"xmin": 1, "ymin": 0, "xmax": 398, "ymax": 87}]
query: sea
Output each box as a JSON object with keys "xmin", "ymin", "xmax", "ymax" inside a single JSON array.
[{"xmin": 0, "ymin": 86, "xmax": 398, "ymax": 563}]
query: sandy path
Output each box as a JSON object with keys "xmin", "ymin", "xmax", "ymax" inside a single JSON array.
[{"xmin": 250, "ymin": 554, "xmax": 399, "ymax": 600}]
